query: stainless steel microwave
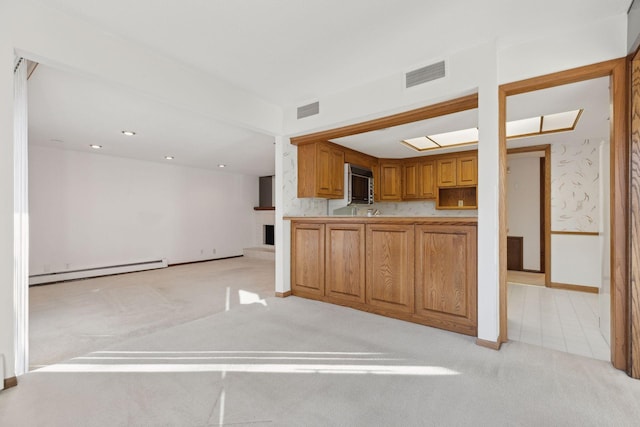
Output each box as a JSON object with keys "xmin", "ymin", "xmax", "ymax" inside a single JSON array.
[{"xmin": 345, "ymin": 163, "xmax": 374, "ymax": 204}]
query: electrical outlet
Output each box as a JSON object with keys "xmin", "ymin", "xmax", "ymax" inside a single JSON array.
[
  {"xmin": 200, "ymin": 249, "xmax": 204, "ymax": 255},
  {"xmin": 212, "ymin": 248, "xmax": 217, "ymax": 255},
  {"xmin": 458, "ymin": 200, "xmax": 463, "ymax": 207}
]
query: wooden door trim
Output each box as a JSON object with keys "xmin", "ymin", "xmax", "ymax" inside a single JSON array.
[
  {"xmin": 499, "ymin": 58, "xmax": 629, "ymax": 371},
  {"xmin": 506, "ymin": 145, "xmax": 551, "ymax": 286},
  {"xmin": 630, "ymin": 51, "xmax": 640, "ymax": 378},
  {"xmin": 290, "ymin": 94, "xmax": 478, "ymax": 146}
]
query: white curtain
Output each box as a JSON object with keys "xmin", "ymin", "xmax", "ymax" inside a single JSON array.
[{"xmin": 13, "ymin": 57, "xmax": 29, "ymax": 376}]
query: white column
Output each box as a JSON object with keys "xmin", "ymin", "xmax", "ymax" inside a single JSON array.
[
  {"xmin": 0, "ymin": 28, "xmax": 16, "ymax": 378},
  {"xmin": 13, "ymin": 57, "xmax": 29, "ymax": 375},
  {"xmin": 476, "ymin": 41, "xmax": 500, "ymax": 343},
  {"xmin": 274, "ymin": 135, "xmax": 290, "ymax": 294}
]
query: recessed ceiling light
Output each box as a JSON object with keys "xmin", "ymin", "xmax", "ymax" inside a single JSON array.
[
  {"xmin": 121, "ymin": 130, "xmax": 136, "ymax": 136},
  {"xmin": 50, "ymin": 139, "xmax": 64, "ymax": 143},
  {"xmin": 89, "ymin": 144, "xmax": 102, "ymax": 149},
  {"xmin": 218, "ymin": 164, "xmax": 226, "ymax": 168},
  {"xmin": 164, "ymin": 156, "xmax": 174, "ymax": 160}
]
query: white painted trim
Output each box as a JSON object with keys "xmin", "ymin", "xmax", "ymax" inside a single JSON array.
[
  {"xmin": 28, "ymin": 259, "xmax": 168, "ymax": 286},
  {"xmin": 13, "ymin": 57, "xmax": 28, "ymax": 376}
]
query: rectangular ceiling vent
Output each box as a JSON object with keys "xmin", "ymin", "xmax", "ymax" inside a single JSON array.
[
  {"xmin": 297, "ymin": 101, "xmax": 319, "ymax": 119},
  {"xmin": 405, "ymin": 60, "xmax": 446, "ymax": 89}
]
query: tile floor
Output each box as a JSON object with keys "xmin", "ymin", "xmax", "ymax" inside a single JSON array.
[{"xmin": 508, "ymin": 283, "xmax": 610, "ymax": 361}]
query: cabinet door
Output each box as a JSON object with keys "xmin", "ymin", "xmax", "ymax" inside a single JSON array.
[
  {"xmin": 457, "ymin": 155, "xmax": 477, "ymax": 186},
  {"xmin": 316, "ymin": 145, "xmax": 333, "ymax": 197},
  {"xmin": 326, "ymin": 224, "xmax": 366, "ymax": 304},
  {"xmin": 437, "ymin": 158, "xmax": 457, "ymax": 187},
  {"xmin": 419, "ymin": 160, "xmax": 435, "ymax": 198},
  {"xmin": 330, "ymin": 148, "xmax": 345, "ymax": 196},
  {"xmin": 291, "ymin": 223, "xmax": 325, "ymax": 298},
  {"xmin": 366, "ymin": 224, "xmax": 414, "ymax": 314},
  {"xmin": 402, "ymin": 162, "xmax": 419, "ymax": 199},
  {"xmin": 379, "ymin": 163, "xmax": 402, "ymax": 201},
  {"xmin": 414, "ymin": 225, "xmax": 477, "ymax": 334}
]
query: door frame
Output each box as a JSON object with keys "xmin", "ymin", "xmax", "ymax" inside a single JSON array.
[
  {"xmin": 506, "ymin": 144, "xmax": 551, "ymax": 286},
  {"xmin": 498, "ymin": 58, "xmax": 629, "ymax": 370}
]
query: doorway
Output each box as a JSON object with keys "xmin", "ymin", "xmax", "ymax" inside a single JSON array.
[{"xmin": 499, "ymin": 59, "xmax": 628, "ymax": 369}]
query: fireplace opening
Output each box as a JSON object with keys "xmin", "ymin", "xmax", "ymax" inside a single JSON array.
[{"xmin": 264, "ymin": 225, "xmax": 274, "ymax": 246}]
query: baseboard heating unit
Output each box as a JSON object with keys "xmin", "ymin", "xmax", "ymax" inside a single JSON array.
[{"xmin": 28, "ymin": 259, "xmax": 168, "ymax": 286}]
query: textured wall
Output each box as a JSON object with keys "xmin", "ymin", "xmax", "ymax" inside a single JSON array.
[{"xmin": 551, "ymin": 139, "xmax": 601, "ymax": 232}]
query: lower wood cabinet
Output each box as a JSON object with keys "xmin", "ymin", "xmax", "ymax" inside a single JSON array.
[
  {"xmin": 365, "ymin": 224, "xmax": 414, "ymax": 314},
  {"xmin": 291, "ymin": 222, "xmax": 325, "ymax": 298},
  {"xmin": 414, "ymin": 224, "xmax": 477, "ymax": 335},
  {"xmin": 290, "ymin": 218, "xmax": 477, "ymax": 336},
  {"xmin": 326, "ymin": 224, "xmax": 366, "ymax": 304}
]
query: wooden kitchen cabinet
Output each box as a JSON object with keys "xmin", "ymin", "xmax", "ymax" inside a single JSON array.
[
  {"xmin": 403, "ymin": 160, "xmax": 435, "ymax": 200},
  {"xmin": 365, "ymin": 224, "xmax": 414, "ymax": 314},
  {"xmin": 436, "ymin": 152, "xmax": 478, "ymax": 209},
  {"xmin": 297, "ymin": 142, "xmax": 345, "ymax": 199},
  {"xmin": 457, "ymin": 155, "xmax": 477, "ymax": 186},
  {"xmin": 325, "ymin": 224, "xmax": 366, "ymax": 304},
  {"xmin": 436, "ymin": 153, "xmax": 477, "ymax": 187},
  {"xmin": 402, "ymin": 160, "xmax": 436, "ymax": 200},
  {"xmin": 288, "ymin": 217, "xmax": 478, "ymax": 336},
  {"xmin": 378, "ymin": 162, "xmax": 402, "ymax": 201},
  {"xmin": 436, "ymin": 157, "xmax": 458, "ymax": 187},
  {"xmin": 414, "ymin": 224, "xmax": 477, "ymax": 335},
  {"xmin": 291, "ymin": 222, "xmax": 325, "ymax": 298}
]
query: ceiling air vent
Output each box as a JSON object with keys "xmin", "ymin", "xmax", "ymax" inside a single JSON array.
[
  {"xmin": 297, "ymin": 101, "xmax": 319, "ymax": 119},
  {"xmin": 405, "ymin": 60, "xmax": 446, "ymax": 89}
]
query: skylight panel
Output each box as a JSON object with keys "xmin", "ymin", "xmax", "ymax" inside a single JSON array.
[
  {"xmin": 541, "ymin": 109, "xmax": 582, "ymax": 132},
  {"xmin": 427, "ymin": 127, "xmax": 478, "ymax": 147},
  {"xmin": 506, "ymin": 117, "xmax": 541, "ymax": 138},
  {"xmin": 401, "ymin": 136, "xmax": 439, "ymax": 151}
]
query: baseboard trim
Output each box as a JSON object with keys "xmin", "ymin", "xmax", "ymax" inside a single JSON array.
[
  {"xmin": 3, "ymin": 377, "xmax": 17, "ymax": 390},
  {"xmin": 549, "ymin": 282, "xmax": 598, "ymax": 294},
  {"xmin": 476, "ymin": 338, "xmax": 502, "ymax": 350},
  {"xmin": 522, "ymin": 269, "xmax": 543, "ymax": 274},
  {"xmin": 275, "ymin": 291, "xmax": 292, "ymax": 298},
  {"xmin": 168, "ymin": 255, "xmax": 243, "ymax": 267}
]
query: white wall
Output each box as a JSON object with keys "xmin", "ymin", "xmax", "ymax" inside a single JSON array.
[
  {"xmin": 549, "ymin": 138, "xmax": 603, "ymax": 288},
  {"xmin": 29, "ymin": 146, "xmax": 259, "ymax": 275},
  {"xmin": 0, "ymin": 0, "xmax": 628, "ymax": 378},
  {"xmin": 1, "ymin": 0, "xmax": 284, "ymax": 378},
  {"xmin": 507, "ymin": 156, "xmax": 540, "ymax": 271},
  {"xmin": 551, "ymin": 234, "xmax": 601, "ymax": 287}
]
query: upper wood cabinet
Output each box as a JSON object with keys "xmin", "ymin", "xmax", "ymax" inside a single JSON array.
[
  {"xmin": 457, "ymin": 155, "xmax": 477, "ymax": 186},
  {"xmin": 403, "ymin": 160, "xmax": 435, "ymax": 200},
  {"xmin": 378, "ymin": 162, "xmax": 402, "ymax": 201},
  {"xmin": 437, "ymin": 153, "xmax": 477, "ymax": 187},
  {"xmin": 436, "ymin": 157, "xmax": 457, "ymax": 187},
  {"xmin": 297, "ymin": 142, "xmax": 345, "ymax": 199}
]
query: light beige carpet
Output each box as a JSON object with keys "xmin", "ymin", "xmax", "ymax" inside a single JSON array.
[{"xmin": 2, "ymin": 258, "xmax": 639, "ymax": 426}]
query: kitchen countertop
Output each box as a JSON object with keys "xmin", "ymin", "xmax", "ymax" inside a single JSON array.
[{"xmin": 284, "ymin": 215, "xmax": 478, "ymax": 225}]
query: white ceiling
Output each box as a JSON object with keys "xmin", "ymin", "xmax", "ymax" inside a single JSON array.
[
  {"xmin": 27, "ymin": 1, "xmax": 628, "ymax": 172},
  {"xmin": 28, "ymin": 65, "xmax": 276, "ymax": 176},
  {"xmin": 331, "ymin": 76, "xmax": 611, "ymax": 158},
  {"xmin": 35, "ymin": 0, "xmax": 631, "ymax": 106}
]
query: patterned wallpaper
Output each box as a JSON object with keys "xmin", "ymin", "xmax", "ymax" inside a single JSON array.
[{"xmin": 550, "ymin": 139, "xmax": 602, "ymax": 232}]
